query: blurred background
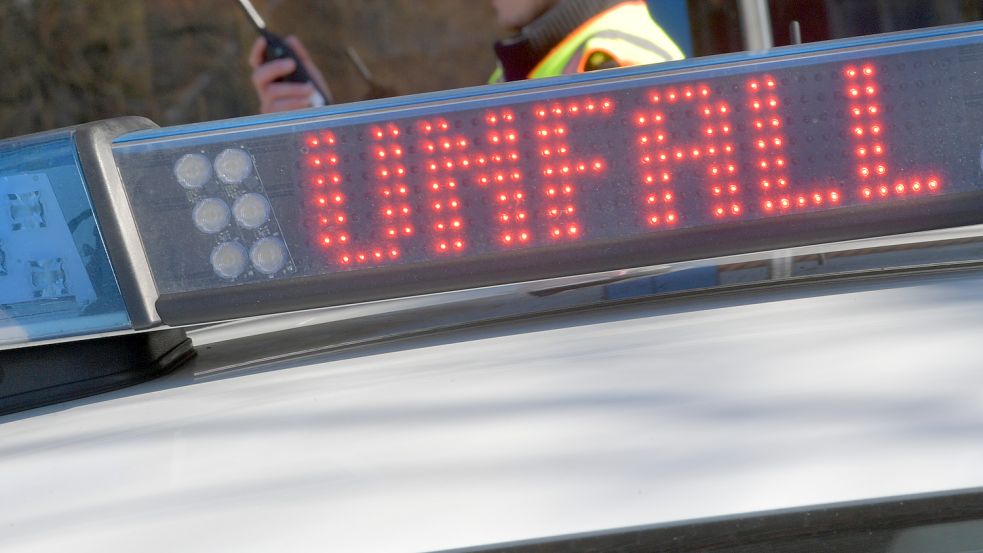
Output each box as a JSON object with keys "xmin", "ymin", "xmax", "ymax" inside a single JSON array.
[
  {"xmin": 0, "ymin": 0, "xmax": 981, "ymax": 139},
  {"xmin": 0, "ymin": 0, "xmax": 501, "ymax": 137}
]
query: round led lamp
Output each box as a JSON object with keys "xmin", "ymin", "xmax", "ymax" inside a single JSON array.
[
  {"xmin": 250, "ymin": 237, "xmax": 288, "ymax": 275},
  {"xmin": 233, "ymin": 193, "xmax": 271, "ymax": 230},
  {"xmin": 192, "ymin": 197, "xmax": 231, "ymax": 234},
  {"xmin": 214, "ymin": 148, "xmax": 253, "ymax": 184},
  {"xmin": 173, "ymin": 153, "xmax": 212, "ymax": 189},
  {"xmin": 210, "ymin": 241, "xmax": 249, "ymax": 280}
]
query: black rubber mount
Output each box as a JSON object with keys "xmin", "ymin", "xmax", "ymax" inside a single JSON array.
[{"xmin": 0, "ymin": 329, "xmax": 194, "ymax": 417}]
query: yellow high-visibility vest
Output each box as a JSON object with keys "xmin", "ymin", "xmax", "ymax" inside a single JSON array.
[{"xmin": 490, "ymin": 1, "xmax": 684, "ymax": 83}]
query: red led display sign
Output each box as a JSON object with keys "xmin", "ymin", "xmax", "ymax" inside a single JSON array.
[
  {"xmin": 112, "ymin": 29, "xmax": 983, "ymax": 323},
  {"xmin": 300, "ymin": 102, "xmax": 614, "ymax": 266},
  {"xmin": 294, "ymin": 62, "xmax": 943, "ymax": 271}
]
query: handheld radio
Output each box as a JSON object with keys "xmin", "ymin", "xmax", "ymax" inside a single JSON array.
[{"xmin": 237, "ymin": 0, "xmax": 330, "ymax": 105}]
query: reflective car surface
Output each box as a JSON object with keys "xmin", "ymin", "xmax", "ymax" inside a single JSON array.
[{"xmin": 3, "ymin": 225, "xmax": 983, "ymax": 552}]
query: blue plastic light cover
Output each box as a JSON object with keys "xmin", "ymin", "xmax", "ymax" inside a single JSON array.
[{"xmin": 0, "ymin": 130, "xmax": 130, "ymax": 348}]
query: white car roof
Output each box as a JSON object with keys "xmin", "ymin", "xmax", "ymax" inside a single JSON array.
[{"xmin": 2, "ymin": 264, "xmax": 983, "ymax": 552}]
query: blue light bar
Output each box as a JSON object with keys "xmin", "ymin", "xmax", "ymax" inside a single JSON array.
[{"xmin": 0, "ymin": 130, "xmax": 130, "ymax": 348}]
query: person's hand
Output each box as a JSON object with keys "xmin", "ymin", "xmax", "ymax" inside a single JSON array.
[{"xmin": 248, "ymin": 36, "xmax": 331, "ymax": 114}]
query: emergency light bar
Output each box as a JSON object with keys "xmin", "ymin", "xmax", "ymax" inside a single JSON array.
[
  {"xmin": 6, "ymin": 23, "xmax": 983, "ymax": 348},
  {"xmin": 0, "ymin": 126, "xmax": 132, "ymax": 346}
]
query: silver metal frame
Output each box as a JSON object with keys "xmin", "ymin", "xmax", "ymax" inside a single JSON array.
[
  {"xmin": 739, "ymin": 0, "xmax": 775, "ymax": 50},
  {"xmin": 75, "ymin": 117, "xmax": 163, "ymax": 329}
]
